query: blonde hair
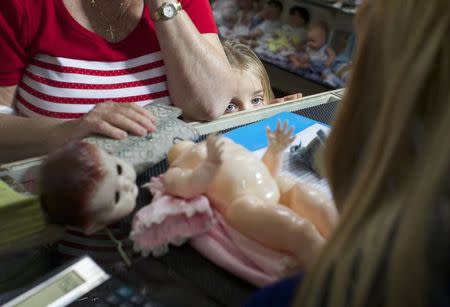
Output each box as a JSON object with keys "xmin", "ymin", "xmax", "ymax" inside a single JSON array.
[
  {"xmin": 222, "ymin": 40, "xmax": 274, "ymax": 102},
  {"xmin": 295, "ymin": 1, "xmax": 450, "ymax": 307}
]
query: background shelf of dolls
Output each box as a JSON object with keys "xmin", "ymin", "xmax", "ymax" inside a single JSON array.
[
  {"xmin": 260, "ymin": 0, "xmax": 357, "ymax": 95},
  {"xmin": 213, "ymin": 0, "xmax": 357, "ymax": 95}
]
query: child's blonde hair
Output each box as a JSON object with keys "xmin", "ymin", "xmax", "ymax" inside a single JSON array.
[
  {"xmin": 222, "ymin": 40, "xmax": 274, "ymax": 102},
  {"xmin": 294, "ymin": 0, "xmax": 449, "ymax": 306}
]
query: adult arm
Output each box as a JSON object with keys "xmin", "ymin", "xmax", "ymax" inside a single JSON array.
[
  {"xmin": 0, "ymin": 86, "xmax": 156, "ymax": 163},
  {"xmin": 146, "ymin": 0, "xmax": 236, "ymax": 121}
]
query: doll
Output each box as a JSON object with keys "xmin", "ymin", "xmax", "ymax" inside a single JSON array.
[
  {"xmin": 132, "ymin": 122, "xmax": 338, "ymax": 272},
  {"xmin": 288, "ymin": 21, "xmax": 336, "ymax": 73},
  {"xmin": 261, "ymin": 6, "xmax": 310, "ymax": 55},
  {"xmin": 40, "ymin": 141, "xmax": 138, "ymax": 235},
  {"xmin": 237, "ymin": 0, "xmax": 283, "ymax": 46}
]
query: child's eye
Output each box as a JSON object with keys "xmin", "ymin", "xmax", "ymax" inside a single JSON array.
[
  {"xmin": 251, "ymin": 97, "xmax": 264, "ymax": 106},
  {"xmin": 225, "ymin": 103, "xmax": 239, "ymax": 113}
]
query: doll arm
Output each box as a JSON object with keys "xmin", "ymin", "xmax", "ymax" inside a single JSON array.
[
  {"xmin": 262, "ymin": 120, "xmax": 295, "ymax": 177},
  {"xmin": 325, "ymin": 47, "xmax": 337, "ymax": 67},
  {"xmin": 164, "ymin": 136, "xmax": 223, "ymax": 199}
]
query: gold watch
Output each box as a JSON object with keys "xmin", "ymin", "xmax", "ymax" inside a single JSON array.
[{"xmin": 151, "ymin": 2, "xmax": 182, "ymax": 21}]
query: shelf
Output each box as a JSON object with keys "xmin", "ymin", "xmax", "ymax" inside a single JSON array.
[{"xmin": 295, "ymin": 0, "xmax": 356, "ymax": 16}]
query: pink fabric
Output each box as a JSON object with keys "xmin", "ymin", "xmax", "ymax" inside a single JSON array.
[
  {"xmin": 130, "ymin": 176, "xmax": 298, "ymax": 287},
  {"xmin": 130, "ymin": 177, "xmax": 215, "ymax": 256}
]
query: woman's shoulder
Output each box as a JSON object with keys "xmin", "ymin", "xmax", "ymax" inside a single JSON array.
[{"xmin": 2, "ymin": 0, "xmax": 49, "ymax": 27}]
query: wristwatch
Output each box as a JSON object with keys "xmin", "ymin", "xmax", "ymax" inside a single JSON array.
[{"xmin": 151, "ymin": 2, "xmax": 182, "ymax": 21}]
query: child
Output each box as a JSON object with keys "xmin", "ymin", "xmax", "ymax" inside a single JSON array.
[{"xmin": 222, "ymin": 40, "xmax": 301, "ymax": 114}]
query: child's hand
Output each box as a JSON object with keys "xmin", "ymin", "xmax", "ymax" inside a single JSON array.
[{"xmin": 271, "ymin": 93, "xmax": 303, "ymax": 104}]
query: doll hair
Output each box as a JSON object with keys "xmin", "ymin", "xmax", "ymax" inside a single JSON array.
[
  {"xmin": 289, "ymin": 6, "xmax": 310, "ymax": 25},
  {"xmin": 40, "ymin": 141, "xmax": 107, "ymax": 228},
  {"xmin": 222, "ymin": 40, "xmax": 274, "ymax": 103},
  {"xmin": 266, "ymin": 0, "xmax": 283, "ymax": 13},
  {"xmin": 294, "ymin": 0, "xmax": 449, "ymax": 307}
]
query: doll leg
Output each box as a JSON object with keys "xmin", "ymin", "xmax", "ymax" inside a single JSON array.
[
  {"xmin": 225, "ymin": 195, "xmax": 325, "ymax": 269},
  {"xmin": 276, "ymin": 176, "xmax": 338, "ymax": 239}
]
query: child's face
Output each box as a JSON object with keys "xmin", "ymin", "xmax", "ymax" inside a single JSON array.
[
  {"xmin": 225, "ymin": 68, "xmax": 268, "ymax": 114},
  {"xmin": 306, "ymin": 27, "xmax": 326, "ymax": 50},
  {"xmin": 288, "ymin": 13, "xmax": 306, "ymax": 28}
]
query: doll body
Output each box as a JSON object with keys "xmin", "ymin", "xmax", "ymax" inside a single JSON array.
[
  {"xmin": 163, "ymin": 123, "xmax": 338, "ymax": 268},
  {"xmin": 289, "ymin": 22, "xmax": 336, "ymax": 73}
]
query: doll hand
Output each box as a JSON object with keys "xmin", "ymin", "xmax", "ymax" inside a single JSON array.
[
  {"xmin": 206, "ymin": 134, "xmax": 224, "ymax": 165},
  {"xmin": 266, "ymin": 120, "xmax": 296, "ymax": 153}
]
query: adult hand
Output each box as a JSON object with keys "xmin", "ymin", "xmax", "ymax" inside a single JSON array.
[{"xmin": 75, "ymin": 101, "xmax": 157, "ymax": 140}]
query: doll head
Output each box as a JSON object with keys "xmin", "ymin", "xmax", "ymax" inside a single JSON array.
[
  {"xmin": 288, "ymin": 6, "xmax": 310, "ymax": 28},
  {"xmin": 222, "ymin": 40, "xmax": 274, "ymax": 114},
  {"xmin": 261, "ymin": 0, "xmax": 283, "ymax": 20},
  {"xmin": 238, "ymin": 0, "xmax": 254, "ymax": 10},
  {"xmin": 306, "ymin": 21, "xmax": 329, "ymax": 50},
  {"xmin": 40, "ymin": 141, "xmax": 138, "ymax": 234}
]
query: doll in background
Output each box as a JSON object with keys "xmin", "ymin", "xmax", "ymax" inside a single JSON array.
[
  {"xmin": 220, "ymin": 0, "xmax": 259, "ymax": 39},
  {"xmin": 288, "ymin": 21, "xmax": 336, "ymax": 72},
  {"xmin": 212, "ymin": 0, "xmax": 239, "ymax": 36},
  {"xmin": 260, "ymin": 6, "xmax": 310, "ymax": 56},
  {"xmin": 288, "ymin": 21, "xmax": 343, "ymax": 86},
  {"xmin": 238, "ymin": 0, "xmax": 283, "ymax": 46},
  {"xmin": 222, "ymin": 40, "xmax": 302, "ymax": 114}
]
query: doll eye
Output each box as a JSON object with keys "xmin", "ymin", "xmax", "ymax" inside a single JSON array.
[
  {"xmin": 115, "ymin": 191, "xmax": 120, "ymax": 204},
  {"xmin": 116, "ymin": 164, "xmax": 122, "ymax": 175}
]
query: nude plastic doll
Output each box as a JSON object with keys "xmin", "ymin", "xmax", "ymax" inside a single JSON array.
[
  {"xmin": 163, "ymin": 121, "xmax": 338, "ymax": 268},
  {"xmin": 222, "ymin": 40, "xmax": 302, "ymax": 114},
  {"xmin": 288, "ymin": 22, "xmax": 336, "ymax": 72},
  {"xmin": 40, "ymin": 141, "xmax": 138, "ymax": 235}
]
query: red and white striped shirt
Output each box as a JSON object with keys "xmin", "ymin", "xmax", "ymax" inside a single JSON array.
[
  {"xmin": 0, "ymin": 0, "xmax": 217, "ymax": 263},
  {"xmin": 0, "ymin": 0, "xmax": 217, "ymax": 119}
]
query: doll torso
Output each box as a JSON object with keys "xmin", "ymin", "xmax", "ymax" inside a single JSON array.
[{"xmin": 206, "ymin": 139, "xmax": 280, "ymax": 214}]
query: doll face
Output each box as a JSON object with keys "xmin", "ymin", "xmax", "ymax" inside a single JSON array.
[
  {"xmin": 225, "ymin": 68, "xmax": 267, "ymax": 114},
  {"xmin": 307, "ymin": 27, "xmax": 327, "ymax": 50},
  {"xmin": 86, "ymin": 149, "xmax": 138, "ymax": 233},
  {"xmin": 289, "ymin": 13, "xmax": 306, "ymax": 28}
]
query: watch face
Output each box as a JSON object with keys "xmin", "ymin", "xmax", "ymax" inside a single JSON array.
[{"xmin": 162, "ymin": 4, "xmax": 176, "ymax": 18}]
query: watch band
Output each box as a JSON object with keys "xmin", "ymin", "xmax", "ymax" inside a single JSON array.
[{"xmin": 151, "ymin": 2, "xmax": 182, "ymax": 21}]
